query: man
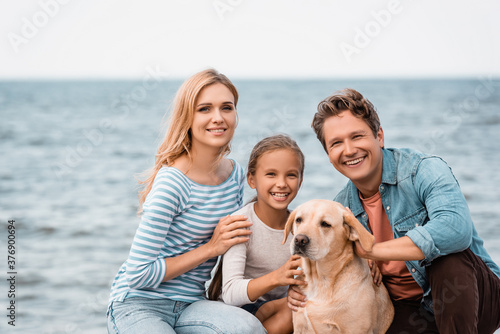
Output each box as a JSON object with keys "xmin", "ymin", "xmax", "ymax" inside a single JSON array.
[{"xmin": 288, "ymin": 88, "xmax": 500, "ymax": 333}]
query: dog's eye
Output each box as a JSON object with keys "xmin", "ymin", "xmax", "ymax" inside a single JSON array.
[
  {"xmin": 320, "ymin": 221, "xmax": 331, "ymax": 228},
  {"xmin": 295, "ymin": 217, "xmax": 302, "ymax": 224}
]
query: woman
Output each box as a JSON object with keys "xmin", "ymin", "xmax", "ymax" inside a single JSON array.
[{"xmin": 107, "ymin": 69, "xmax": 266, "ymax": 333}]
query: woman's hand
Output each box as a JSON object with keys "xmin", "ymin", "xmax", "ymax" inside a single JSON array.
[
  {"xmin": 163, "ymin": 215, "xmax": 252, "ymax": 282},
  {"xmin": 206, "ymin": 214, "xmax": 253, "ymax": 257},
  {"xmin": 271, "ymin": 255, "xmax": 306, "ymax": 287},
  {"xmin": 368, "ymin": 259, "xmax": 382, "ymax": 286}
]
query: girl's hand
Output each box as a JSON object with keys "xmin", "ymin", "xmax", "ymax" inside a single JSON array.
[
  {"xmin": 368, "ymin": 259, "xmax": 382, "ymax": 286},
  {"xmin": 272, "ymin": 255, "xmax": 306, "ymax": 287},
  {"xmin": 206, "ymin": 215, "xmax": 252, "ymax": 257}
]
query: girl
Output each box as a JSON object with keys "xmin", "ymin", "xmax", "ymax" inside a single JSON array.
[
  {"xmin": 208, "ymin": 134, "xmax": 307, "ymax": 334},
  {"xmin": 107, "ymin": 69, "xmax": 266, "ymax": 334}
]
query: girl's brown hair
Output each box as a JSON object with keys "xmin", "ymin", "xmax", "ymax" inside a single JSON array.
[
  {"xmin": 207, "ymin": 134, "xmax": 305, "ymax": 300},
  {"xmin": 137, "ymin": 69, "xmax": 238, "ymax": 212},
  {"xmin": 247, "ymin": 134, "xmax": 305, "ymax": 180}
]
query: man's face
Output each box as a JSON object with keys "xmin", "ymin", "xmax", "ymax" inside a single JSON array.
[{"xmin": 322, "ymin": 111, "xmax": 384, "ymax": 193}]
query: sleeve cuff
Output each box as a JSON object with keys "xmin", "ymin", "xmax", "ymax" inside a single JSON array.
[
  {"xmin": 222, "ymin": 279, "xmax": 253, "ymax": 307},
  {"xmin": 406, "ymin": 227, "xmax": 441, "ymax": 266},
  {"xmin": 154, "ymin": 257, "xmax": 167, "ymax": 288}
]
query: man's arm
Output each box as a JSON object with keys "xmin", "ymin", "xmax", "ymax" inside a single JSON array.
[
  {"xmin": 356, "ymin": 157, "xmax": 472, "ymax": 264},
  {"xmin": 354, "ymin": 235, "xmax": 424, "ymax": 261},
  {"xmin": 406, "ymin": 157, "xmax": 473, "ymax": 265}
]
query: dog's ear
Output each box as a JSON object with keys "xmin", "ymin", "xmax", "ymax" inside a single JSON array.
[
  {"xmin": 282, "ymin": 210, "xmax": 296, "ymax": 245},
  {"xmin": 343, "ymin": 208, "xmax": 374, "ymax": 252}
]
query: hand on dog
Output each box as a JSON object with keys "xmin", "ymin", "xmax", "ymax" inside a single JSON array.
[
  {"xmin": 368, "ymin": 260, "xmax": 382, "ymax": 286},
  {"xmin": 354, "ymin": 240, "xmax": 369, "ymax": 257},
  {"xmin": 287, "ymin": 284, "xmax": 307, "ymax": 312},
  {"xmin": 275, "ymin": 255, "xmax": 307, "ymax": 312},
  {"xmin": 272, "ymin": 255, "xmax": 306, "ymax": 287}
]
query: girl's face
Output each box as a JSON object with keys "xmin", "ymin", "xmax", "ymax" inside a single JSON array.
[
  {"xmin": 247, "ymin": 149, "xmax": 302, "ymax": 213},
  {"xmin": 191, "ymin": 83, "xmax": 237, "ymax": 152}
]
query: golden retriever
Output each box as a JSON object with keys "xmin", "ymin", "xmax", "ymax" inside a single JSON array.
[{"xmin": 283, "ymin": 200, "xmax": 394, "ymax": 333}]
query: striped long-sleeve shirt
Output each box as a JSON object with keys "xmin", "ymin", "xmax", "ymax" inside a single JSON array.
[{"xmin": 108, "ymin": 160, "xmax": 244, "ymax": 307}]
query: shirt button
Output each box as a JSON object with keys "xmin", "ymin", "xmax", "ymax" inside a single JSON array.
[
  {"xmin": 411, "ymin": 268, "xmax": 416, "ymax": 273},
  {"xmin": 386, "ymin": 206, "xmax": 390, "ymax": 211},
  {"xmin": 380, "ymin": 186, "xmax": 384, "ymax": 190},
  {"xmin": 415, "ymin": 223, "xmax": 419, "ymax": 227}
]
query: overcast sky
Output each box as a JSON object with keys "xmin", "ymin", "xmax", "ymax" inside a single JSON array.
[{"xmin": 1, "ymin": 0, "xmax": 499, "ymax": 79}]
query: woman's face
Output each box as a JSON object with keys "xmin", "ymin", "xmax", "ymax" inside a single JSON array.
[{"xmin": 191, "ymin": 83, "xmax": 237, "ymax": 152}]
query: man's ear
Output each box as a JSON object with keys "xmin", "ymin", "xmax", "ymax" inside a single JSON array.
[
  {"xmin": 377, "ymin": 126, "xmax": 384, "ymax": 149},
  {"xmin": 343, "ymin": 209, "xmax": 374, "ymax": 252},
  {"xmin": 282, "ymin": 210, "xmax": 296, "ymax": 245},
  {"xmin": 247, "ymin": 172, "xmax": 256, "ymax": 189}
]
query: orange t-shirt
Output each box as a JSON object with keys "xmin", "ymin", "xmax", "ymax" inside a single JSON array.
[{"xmin": 360, "ymin": 192, "xmax": 423, "ymax": 301}]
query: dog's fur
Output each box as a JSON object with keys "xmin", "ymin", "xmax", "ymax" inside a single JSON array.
[{"xmin": 282, "ymin": 200, "xmax": 394, "ymax": 334}]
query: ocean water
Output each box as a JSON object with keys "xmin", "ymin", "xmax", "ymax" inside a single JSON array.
[{"xmin": 1, "ymin": 78, "xmax": 499, "ymax": 333}]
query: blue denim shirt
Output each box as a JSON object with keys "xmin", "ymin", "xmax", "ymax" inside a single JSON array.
[{"xmin": 334, "ymin": 148, "xmax": 500, "ymax": 312}]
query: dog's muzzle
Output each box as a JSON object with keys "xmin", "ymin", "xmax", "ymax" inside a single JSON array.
[{"xmin": 293, "ymin": 234, "xmax": 310, "ymax": 255}]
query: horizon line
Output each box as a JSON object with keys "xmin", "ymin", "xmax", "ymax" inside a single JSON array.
[{"xmin": 0, "ymin": 75, "xmax": 498, "ymax": 82}]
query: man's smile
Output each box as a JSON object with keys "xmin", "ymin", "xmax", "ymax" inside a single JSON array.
[{"xmin": 344, "ymin": 156, "xmax": 365, "ymax": 166}]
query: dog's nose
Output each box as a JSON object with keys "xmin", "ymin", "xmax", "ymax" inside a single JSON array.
[{"xmin": 294, "ymin": 234, "xmax": 309, "ymax": 248}]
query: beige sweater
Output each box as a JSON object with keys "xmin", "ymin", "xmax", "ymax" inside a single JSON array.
[{"xmin": 221, "ymin": 202, "xmax": 293, "ymax": 306}]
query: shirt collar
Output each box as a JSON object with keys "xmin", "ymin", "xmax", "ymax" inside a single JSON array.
[
  {"xmin": 346, "ymin": 148, "xmax": 396, "ymax": 217},
  {"xmin": 381, "ymin": 148, "xmax": 397, "ymax": 185}
]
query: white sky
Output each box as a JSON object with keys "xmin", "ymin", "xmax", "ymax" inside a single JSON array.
[{"xmin": 1, "ymin": 0, "xmax": 499, "ymax": 79}]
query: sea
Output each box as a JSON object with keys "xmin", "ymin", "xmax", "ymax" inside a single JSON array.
[{"xmin": 1, "ymin": 78, "xmax": 499, "ymax": 333}]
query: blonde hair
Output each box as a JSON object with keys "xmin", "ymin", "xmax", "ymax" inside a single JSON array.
[{"xmin": 138, "ymin": 69, "xmax": 239, "ymax": 211}]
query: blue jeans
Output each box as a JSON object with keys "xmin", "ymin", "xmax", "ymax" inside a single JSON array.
[{"xmin": 107, "ymin": 297, "xmax": 267, "ymax": 334}]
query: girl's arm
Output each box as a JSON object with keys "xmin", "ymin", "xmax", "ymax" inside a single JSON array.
[
  {"xmin": 223, "ymin": 229, "xmax": 305, "ymax": 305},
  {"xmin": 246, "ymin": 255, "xmax": 305, "ymax": 302},
  {"xmin": 221, "ymin": 239, "xmax": 252, "ymax": 306}
]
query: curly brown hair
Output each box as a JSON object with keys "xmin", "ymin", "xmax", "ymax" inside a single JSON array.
[{"xmin": 311, "ymin": 88, "xmax": 380, "ymax": 152}]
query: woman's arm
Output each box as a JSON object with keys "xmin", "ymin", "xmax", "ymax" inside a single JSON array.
[
  {"xmin": 126, "ymin": 171, "xmax": 252, "ymax": 289},
  {"xmin": 163, "ymin": 214, "xmax": 252, "ymax": 281}
]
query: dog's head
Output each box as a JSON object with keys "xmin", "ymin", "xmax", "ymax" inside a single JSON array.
[{"xmin": 282, "ymin": 200, "xmax": 374, "ymax": 261}]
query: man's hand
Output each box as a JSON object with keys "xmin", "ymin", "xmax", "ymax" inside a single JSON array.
[
  {"xmin": 368, "ymin": 259, "xmax": 382, "ymax": 286},
  {"xmin": 354, "ymin": 236, "xmax": 425, "ymax": 262},
  {"xmin": 287, "ymin": 284, "xmax": 307, "ymax": 312},
  {"xmin": 354, "ymin": 239, "xmax": 373, "ymax": 259}
]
